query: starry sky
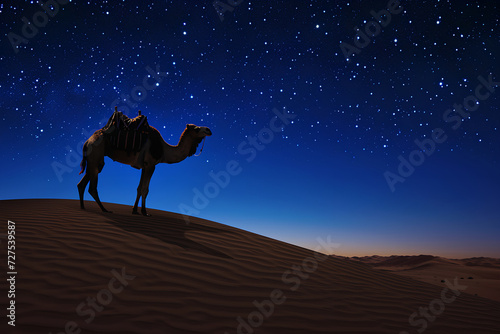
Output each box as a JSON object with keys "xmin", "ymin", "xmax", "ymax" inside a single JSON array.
[{"xmin": 1, "ymin": 1, "xmax": 499, "ymax": 258}]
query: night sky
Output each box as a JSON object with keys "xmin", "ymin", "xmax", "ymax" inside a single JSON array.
[{"xmin": 1, "ymin": 1, "xmax": 499, "ymax": 258}]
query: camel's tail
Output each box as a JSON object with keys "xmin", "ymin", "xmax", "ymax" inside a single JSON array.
[{"xmin": 79, "ymin": 142, "xmax": 88, "ymax": 175}]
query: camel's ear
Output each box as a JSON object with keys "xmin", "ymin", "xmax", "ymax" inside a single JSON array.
[{"xmin": 186, "ymin": 124, "xmax": 194, "ymax": 129}]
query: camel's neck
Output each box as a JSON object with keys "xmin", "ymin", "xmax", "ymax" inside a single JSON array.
[{"xmin": 161, "ymin": 130, "xmax": 199, "ymax": 164}]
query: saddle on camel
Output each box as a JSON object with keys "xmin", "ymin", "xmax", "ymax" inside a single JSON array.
[{"xmin": 102, "ymin": 107, "xmax": 154, "ymax": 169}]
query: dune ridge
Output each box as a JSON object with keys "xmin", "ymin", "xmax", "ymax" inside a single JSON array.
[
  {"xmin": 353, "ymin": 255, "xmax": 500, "ymax": 304},
  {"xmin": 0, "ymin": 199, "xmax": 499, "ymax": 334}
]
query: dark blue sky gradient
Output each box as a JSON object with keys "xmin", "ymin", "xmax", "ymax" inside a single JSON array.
[{"xmin": 1, "ymin": 1, "xmax": 499, "ymax": 258}]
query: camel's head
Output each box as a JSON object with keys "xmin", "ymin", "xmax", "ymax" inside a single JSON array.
[
  {"xmin": 185, "ymin": 124, "xmax": 212, "ymax": 157},
  {"xmin": 186, "ymin": 124, "xmax": 212, "ymax": 138}
]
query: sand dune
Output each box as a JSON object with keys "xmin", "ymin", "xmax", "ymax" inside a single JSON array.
[
  {"xmin": 354, "ymin": 255, "xmax": 500, "ymax": 303},
  {"xmin": 1, "ymin": 199, "xmax": 499, "ymax": 334},
  {"xmin": 354, "ymin": 255, "xmax": 438, "ymax": 268}
]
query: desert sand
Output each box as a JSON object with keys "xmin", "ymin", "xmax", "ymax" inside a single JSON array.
[
  {"xmin": 0, "ymin": 199, "xmax": 499, "ymax": 334},
  {"xmin": 352, "ymin": 255, "xmax": 500, "ymax": 303}
]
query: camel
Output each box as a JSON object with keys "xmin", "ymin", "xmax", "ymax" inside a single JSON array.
[{"xmin": 77, "ymin": 122, "xmax": 212, "ymax": 216}]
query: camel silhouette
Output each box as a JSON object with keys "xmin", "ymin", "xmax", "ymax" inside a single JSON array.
[{"xmin": 78, "ymin": 116, "xmax": 212, "ymax": 216}]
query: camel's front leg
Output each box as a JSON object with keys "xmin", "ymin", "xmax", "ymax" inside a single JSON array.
[
  {"xmin": 133, "ymin": 165, "xmax": 155, "ymax": 216},
  {"xmin": 132, "ymin": 169, "xmax": 145, "ymax": 215}
]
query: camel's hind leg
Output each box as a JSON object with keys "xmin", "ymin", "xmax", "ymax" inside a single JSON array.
[
  {"xmin": 87, "ymin": 164, "xmax": 111, "ymax": 213},
  {"xmin": 77, "ymin": 173, "xmax": 90, "ymax": 209}
]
